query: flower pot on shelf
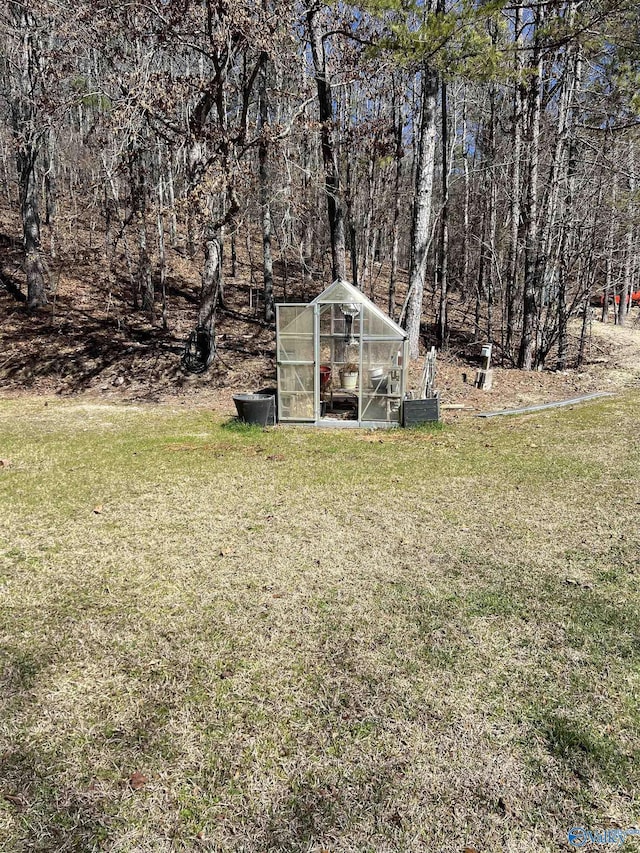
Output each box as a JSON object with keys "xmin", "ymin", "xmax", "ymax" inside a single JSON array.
[
  {"xmin": 339, "ymin": 368, "xmax": 358, "ymax": 390},
  {"xmin": 369, "ymin": 368, "xmax": 388, "ymax": 394},
  {"xmin": 319, "ymin": 365, "xmax": 332, "ymax": 391}
]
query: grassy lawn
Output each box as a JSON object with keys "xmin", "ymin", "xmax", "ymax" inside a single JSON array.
[{"xmin": 0, "ymin": 394, "xmax": 639, "ymax": 852}]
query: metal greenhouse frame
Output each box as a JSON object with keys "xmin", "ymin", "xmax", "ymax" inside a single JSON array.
[{"xmin": 276, "ymin": 280, "xmax": 408, "ymax": 428}]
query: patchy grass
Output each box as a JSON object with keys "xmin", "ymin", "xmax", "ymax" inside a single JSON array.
[{"xmin": 0, "ymin": 393, "xmax": 639, "ymax": 852}]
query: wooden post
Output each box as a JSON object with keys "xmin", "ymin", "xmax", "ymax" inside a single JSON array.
[{"xmin": 475, "ymin": 343, "xmax": 493, "ymax": 390}]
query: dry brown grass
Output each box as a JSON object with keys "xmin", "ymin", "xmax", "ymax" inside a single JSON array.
[{"xmin": 0, "ymin": 394, "xmax": 639, "ymax": 851}]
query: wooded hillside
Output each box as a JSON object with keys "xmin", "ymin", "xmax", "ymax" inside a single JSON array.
[{"xmin": 1, "ymin": 0, "xmax": 638, "ymax": 384}]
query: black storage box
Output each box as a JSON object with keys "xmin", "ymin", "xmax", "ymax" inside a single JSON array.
[{"xmin": 402, "ymin": 394, "xmax": 440, "ymax": 426}]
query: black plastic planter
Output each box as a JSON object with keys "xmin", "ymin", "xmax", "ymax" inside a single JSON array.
[
  {"xmin": 402, "ymin": 394, "xmax": 440, "ymax": 426},
  {"xmin": 233, "ymin": 393, "xmax": 276, "ymax": 427}
]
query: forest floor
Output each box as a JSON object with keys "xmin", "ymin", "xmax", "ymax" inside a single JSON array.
[
  {"xmin": 1, "ymin": 393, "xmax": 639, "ymax": 852},
  {"xmin": 1, "ymin": 207, "xmax": 639, "ymax": 416}
]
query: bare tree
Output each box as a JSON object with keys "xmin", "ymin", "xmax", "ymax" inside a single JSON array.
[
  {"xmin": 2, "ymin": 1, "xmax": 49, "ymax": 309},
  {"xmin": 306, "ymin": 1, "xmax": 347, "ymax": 282},
  {"xmin": 405, "ymin": 67, "xmax": 438, "ymax": 359}
]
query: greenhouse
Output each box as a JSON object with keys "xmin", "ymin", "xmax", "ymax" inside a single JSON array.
[{"xmin": 276, "ymin": 279, "xmax": 408, "ymax": 427}]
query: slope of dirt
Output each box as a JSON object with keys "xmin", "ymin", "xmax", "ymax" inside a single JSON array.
[
  {"xmin": 0, "ymin": 208, "xmax": 281, "ymax": 410},
  {"xmin": 421, "ymin": 315, "xmax": 640, "ymax": 421},
  {"xmin": 1, "ymin": 206, "xmax": 639, "ymax": 418},
  {"xmin": 584, "ymin": 317, "xmax": 640, "ymax": 386}
]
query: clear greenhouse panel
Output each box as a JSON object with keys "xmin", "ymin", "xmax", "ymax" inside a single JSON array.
[
  {"xmin": 277, "ymin": 336, "xmax": 314, "ymax": 363},
  {"xmin": 278, "ymin": 305, "xmax": 314, "ymax": 335},
  {"xmin": 311, "ymin": 280, "xmax": 357, "ymax": 304},
  {"xmin": 278, "ymin": 363, "xmax": 314, "ymax": 421},
  {"xmin": 363, "ymin": 309, "xmax": 397, "ymax": 338}
]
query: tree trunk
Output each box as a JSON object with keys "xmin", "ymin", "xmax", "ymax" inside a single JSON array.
[
  {"xmin": 259, "ymin": 59, "xmax": 274, "ymax": 323},
  {"xmin": 389, "ymin": 91, "xmax": 403, "ymax": 318},
  {"xmin": 43, "ymin": 128, "xmax": 57, "ymax": 258},
  {"xmin": 186, "ymin": 140, "xmax": 204, "ymax": 259},
  {"xmin": 505, "ymin": 4, "xmax": 524, "ymax": 360},
  {"xmin": 139, "ymin": 221, "xmax": 154, "ymax": 317},
  {"xmin": 518, "ymin": 9, "xmax": 544, "ymax": 370},
  {"xmin": 17, "ymin": 145, "xmax": 48, "ymax": 310},
  {"xmin": 362, "ymin": 150, "xmax": 375, "ymax": 295},
  {"xmin": 461, "ymin": 88, "xmax": 470, "ymax": 304},
  {"xmin": 618, "ymin": 138, "xmax": 635, "ymax": 326},
  {"xmin": 475, "ymin": 197, "xmax": 487, "ymax": 343},
  {"xmin": 198, "ymin": 231, "xmax": 222, "ymax": 368},
  {"xmin": 405, "ymin": 66, "xmax": 438, "ymax": 360},
  {"xmin": 9, "ymin": 3, "xmax": 47, "ymax": 310},
  {"xmin": 104, "ymin": 187, "xmax": 116, "ymax": 317},
  {"xmin": 165, "ymin": 144, "xmax": 179, "ymax": 249},
  {"xmin": 156, "ymin": 145, "xmax": 168, "ymax": 331},
  {"xmin": 437, "ymin": 77, "xmax": 449, "ymax": 348},
  {"xmin": 345, "ymin": 149, "xmax": 359, "ymax": 288},
  {"xmin": 131, "ymin": 145, "xmax": 154, "ymax": 317},
  {"xmin": 556, "ymin": 36, "xmax": 581, "ymax": 370},
  {"xmin": 486, "ymin": 94, "xmax": 497, "ymax": 344},
  {"xmin": 231, "ymin": 233, "xmax": 237, "ymax": 278},
  {"xmin": 603, "ymin": 163, "xmax": 617, "ymax": 323},
  {"xmin": 307, "ymin": 1, "xmax": 346, "ymax": 281}
]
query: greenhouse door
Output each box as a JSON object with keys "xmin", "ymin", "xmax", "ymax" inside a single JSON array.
[
  {"xmin": 276, "ymin": 304, "xmax": 317, "ymax": 422},
  {"xmin": 317, "ymin": 301, "xmax": 361, "ymax": 424}
]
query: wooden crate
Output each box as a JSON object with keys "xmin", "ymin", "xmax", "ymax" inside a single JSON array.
[{"xmin": 402, "ymin": 395, "xmax": 440, "ymax": 426}]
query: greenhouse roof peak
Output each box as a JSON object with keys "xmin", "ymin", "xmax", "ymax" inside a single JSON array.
[{"xmin": 311, "ymin": 279, "xmax": 406, "ymax": 338}]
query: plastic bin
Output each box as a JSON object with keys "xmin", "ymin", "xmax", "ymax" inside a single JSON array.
[{"xmin": 233, "ymin": 394, "xmax": 276, "ymax": 427}]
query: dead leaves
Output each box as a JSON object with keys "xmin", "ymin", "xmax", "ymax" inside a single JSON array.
[
  {"xmin": 128, "ymin": 771, "xmax": 148, "ymax": 790},
  {"xmin": 3, "ymin": 792, "xmax": 26, "ymax": 810}
]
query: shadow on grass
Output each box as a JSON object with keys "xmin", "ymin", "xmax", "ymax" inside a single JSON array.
[
  {"xmin": 540, "ymin": 712, "xmax": 632, "ymax": 786},
  {"xmin": 0, "ymin": 642, "xmax": 117, "ymax": 851},
  {"xmin": 554, "ymin": 579, "xmax": 640, "ymax": 659},
  {"xmin": 253, "ymin": 772, "xmax": 401, "ymax": 852},
  {"xmin": 1, "ymin": 745, "xmax": 115, "ymax": 852},
  {"xmin": 403, "ymin": 420, "xmax": 446, "ymax": 435},
  {"xmin": 220, "ymin": 417, "xmax": 271, "ymax": 434}
]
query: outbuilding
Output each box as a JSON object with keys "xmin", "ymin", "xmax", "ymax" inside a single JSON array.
[{"xmin": 276, "ymin": 280, "xmax": 408, "ymax": 427}]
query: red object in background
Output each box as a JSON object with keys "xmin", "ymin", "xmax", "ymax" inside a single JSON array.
[
  {"xmin": 599, "ymin": 290, "xmax": 640, "ymax": 307},
  {"xmin": 320, "ymin": 365, "xmax": 331, "ymax": 390}
]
